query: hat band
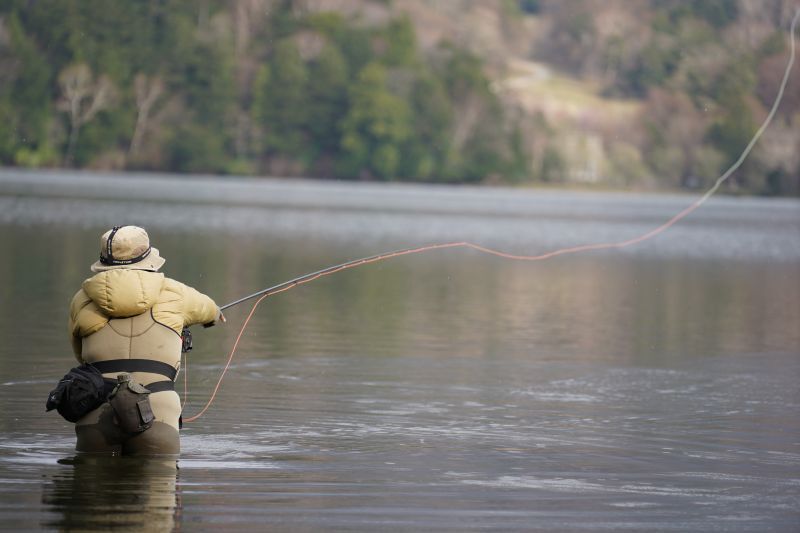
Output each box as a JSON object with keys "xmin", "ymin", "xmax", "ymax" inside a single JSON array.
[{"xmin": 99, "ymin": 246, "xmax": 152, "ymax": 266}]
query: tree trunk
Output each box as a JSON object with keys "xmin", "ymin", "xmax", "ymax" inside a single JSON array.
[
  {"xmin": 128, "ymin": 74, "xmax": 163, "ymax": 161},
  {"xmin": 128, "ymin": 109, "xmax": 149, "ymax": 160},
  {"xmin": 64, "ymin": 118, "xmax": 80, "ymax": 167}
]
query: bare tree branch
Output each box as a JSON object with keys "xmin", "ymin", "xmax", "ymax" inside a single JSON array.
[
  {"xmin": 58, "ymin": 64, "xmax": 115, "ymax": 166},
  {"xmin": 129, "ymin": 73, "xmax": 165, "ymax": 159}
]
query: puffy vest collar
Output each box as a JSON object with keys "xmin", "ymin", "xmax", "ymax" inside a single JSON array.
[{"xmin": 82, "ymin": 270, "xmax": 165, "ymax": 318}]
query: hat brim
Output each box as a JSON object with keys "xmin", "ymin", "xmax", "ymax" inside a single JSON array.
[{"xmin": 90, "ymin": 247, "xmax": 166, "ymax": 273}]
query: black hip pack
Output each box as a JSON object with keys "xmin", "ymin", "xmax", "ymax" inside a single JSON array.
[
  {"xmin": 46, "ymin": 359, "xmax": 176, "ymax": 428},
  {"xmin": 45, "ymin": 364, "xmax": 114, "ymax": 423}
]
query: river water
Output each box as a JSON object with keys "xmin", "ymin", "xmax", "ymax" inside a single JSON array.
[{"xmin": 0, "ymin": 169, "xmax": 798, "ymax": 531}]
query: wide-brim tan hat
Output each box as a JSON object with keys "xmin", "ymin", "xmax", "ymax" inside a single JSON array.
[{"xmin": 90, "ymin": 225, "xmax": 166, "ymax": 273}]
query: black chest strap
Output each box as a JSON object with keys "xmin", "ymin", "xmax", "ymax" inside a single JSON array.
[{"xmin": 90, "ymin": 359, "xmax": 178, "ymax": 381}]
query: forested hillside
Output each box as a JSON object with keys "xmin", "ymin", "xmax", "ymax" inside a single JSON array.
[{"xmin": 0, "ymin": 0, "xmax": 798, "ymax": 194}]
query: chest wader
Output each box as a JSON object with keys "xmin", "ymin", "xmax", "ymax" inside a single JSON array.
[{"xmin": 71, "ymin": 311, "xmax": 184, "ymax": 454}]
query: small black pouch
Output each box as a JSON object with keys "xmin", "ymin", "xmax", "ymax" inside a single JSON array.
[
  {"xmin": 45, "ymin": 364, "xmax": 110, "ymax": 423},
  {"xmin": 108, "ymin": 373, "xmax": 155, "ymax": 434}
]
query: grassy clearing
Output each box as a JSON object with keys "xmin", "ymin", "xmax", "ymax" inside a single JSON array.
[{"xmin": 497, "ymin": 60, "xmax": 641, "ymax": 125}]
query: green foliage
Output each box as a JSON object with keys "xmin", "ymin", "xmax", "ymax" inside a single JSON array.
[
  {"xmin": 707, "ymin": 107, "xmax": 755, "ymax": 170},
  {"xmin": 0, "ymin": 13, "xmax": 52, "ymax": 163},
  {"xmin": 456, "ymin": 118, "xmax": 509, "ymax": 183},
  {"xmin": 13, "ymin": 144, "xmax": 59, "ymax": 167},
  {"xmin": 265, "ymin": 0, "xmax": 301, "ymax": 39},
  {"xmin": 652, "ymin": 0, "xmax": 739, "ymax": 29},
  {"xmin": 540, "ymin": 147, "xmax": 566, "ymax": 183},
  {"xmin": 306, "ymin": 12, "xmax": 373, "ymax": 74},
  {"xmin": 339, "ymin": 63, "xmax": 412, "ymax": 179},
  {"xmin": 690, "ymin": 146, "xmax": 726, "ymax": 189},
  {"xmin": 179, "ymin": 41, "xmax": 235, "ymax": 127},
  {"xmin": 711, "ymin": 55, "xmax": 756, "ymax": 107},
  {"xmin": 622, "ymin": 42, "xmax": 681, "ymax": 97},
  {"xmin": 435, "ymin": 45, "xmax": 518, "ymax": 181},
  {"xmin": 381, "ymin": 16, "xmax": 417, "ymax": 67},
  {"xmin": 762, "ymin": 168, "xmax": 799, "ymax": 197},
  {"xmin": 0, "ymin": 102, "xmax": 19, "ymax": 162},
  {"xmin": 2, "ymin": 1, "xmax": 789, "ymax": 193},
  {"xmin": 437, "ymin": 44, "xmax": 491, "ymax": 99},
  {"xmin": 757, "ymin": 31, "xmax": 785, "ymax": 58},
  {"xmin": 254, "ymin": 39, "xmax": 311, "ymax": 160},
  {"xmin": 506, "ymin": 124, "xmax": 532, "ymax": 183},
  {"xmin": 166, "ymin": 123, "xmax": 228, "ymax": 174},
  {"xmin": 605, "ymin": 142, "xmax": 652, "ymax": 187},
  {"xmin": 73, "ymin": 107, "xmax": 132, "ymax": 166},
  {"xmin": 250, "ymin": 64, "xmax": 271, "ymax": 128},
  {"xmin": 401, "ymin": 74, "xmax": 452, "ymax": 180},
  {"xmin": 306, "ymin": 44, "xmax": 349, "ymax": 156},
  {"xmin": 686, "ymin": 0, "xmax": 739, "ymax": 28}
]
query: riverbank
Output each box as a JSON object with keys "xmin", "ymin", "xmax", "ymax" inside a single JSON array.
[{"xmin": 2, "ymin": 166, "xmax": 796, "ymax": 212}]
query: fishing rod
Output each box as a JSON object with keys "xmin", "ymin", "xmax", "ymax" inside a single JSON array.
[{"xmin": 183, "ymin": 8, "xmax": 800, "ymax": 423}]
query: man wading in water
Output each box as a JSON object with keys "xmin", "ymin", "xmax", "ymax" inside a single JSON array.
[{"xmin": 60, "ymin": 226, "xmax": 224, "ymax": 455}]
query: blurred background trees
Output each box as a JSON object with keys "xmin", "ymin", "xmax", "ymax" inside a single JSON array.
[{"xmin": 0, "ymin": 0, "xmax": 797, "ymax": 194}]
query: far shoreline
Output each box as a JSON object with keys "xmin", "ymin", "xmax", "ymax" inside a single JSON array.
[{"xmin": 2, "ymin": 165, "xmax": 788, "ymax": 201}]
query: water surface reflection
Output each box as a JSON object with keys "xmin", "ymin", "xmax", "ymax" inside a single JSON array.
[{"xmin": 43, "ymin": 456, "xmax": 178, "ymax": 532}]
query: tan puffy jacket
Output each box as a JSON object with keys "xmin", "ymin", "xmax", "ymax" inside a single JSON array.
[{"xmin": 69, "ymin": 269, "xmax": 219, "ymax": 430}]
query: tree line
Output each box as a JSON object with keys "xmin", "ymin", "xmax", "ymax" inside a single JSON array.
[{"xmin": 0, "ymin": 0, "xmax": 797, "ymax": 194}]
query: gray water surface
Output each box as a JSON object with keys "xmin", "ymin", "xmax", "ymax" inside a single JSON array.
[{"xmin": 0, "ymin": 170, "xmax": 799, "ymax": 531}]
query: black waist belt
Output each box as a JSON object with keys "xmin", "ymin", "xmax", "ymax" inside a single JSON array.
[
  {"xmin": 144, "ymin": 380, "xmax": 175, "ymax": 393},
  {"xmin": 90, "ymin": 359, "xmax": 178, "ymax": 381},
  {"xmin": 100, "ymin": 378, "xmax": 174, "ymax": 395}
]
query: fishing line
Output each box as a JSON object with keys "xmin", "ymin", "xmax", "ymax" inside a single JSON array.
[
  {"xmin": 183, "ymin": 10, "xmax": 799, "ymax": 424},
  {"xmin": 181, "ymin": 352, "xmax": 189, "ymax": 412}
]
